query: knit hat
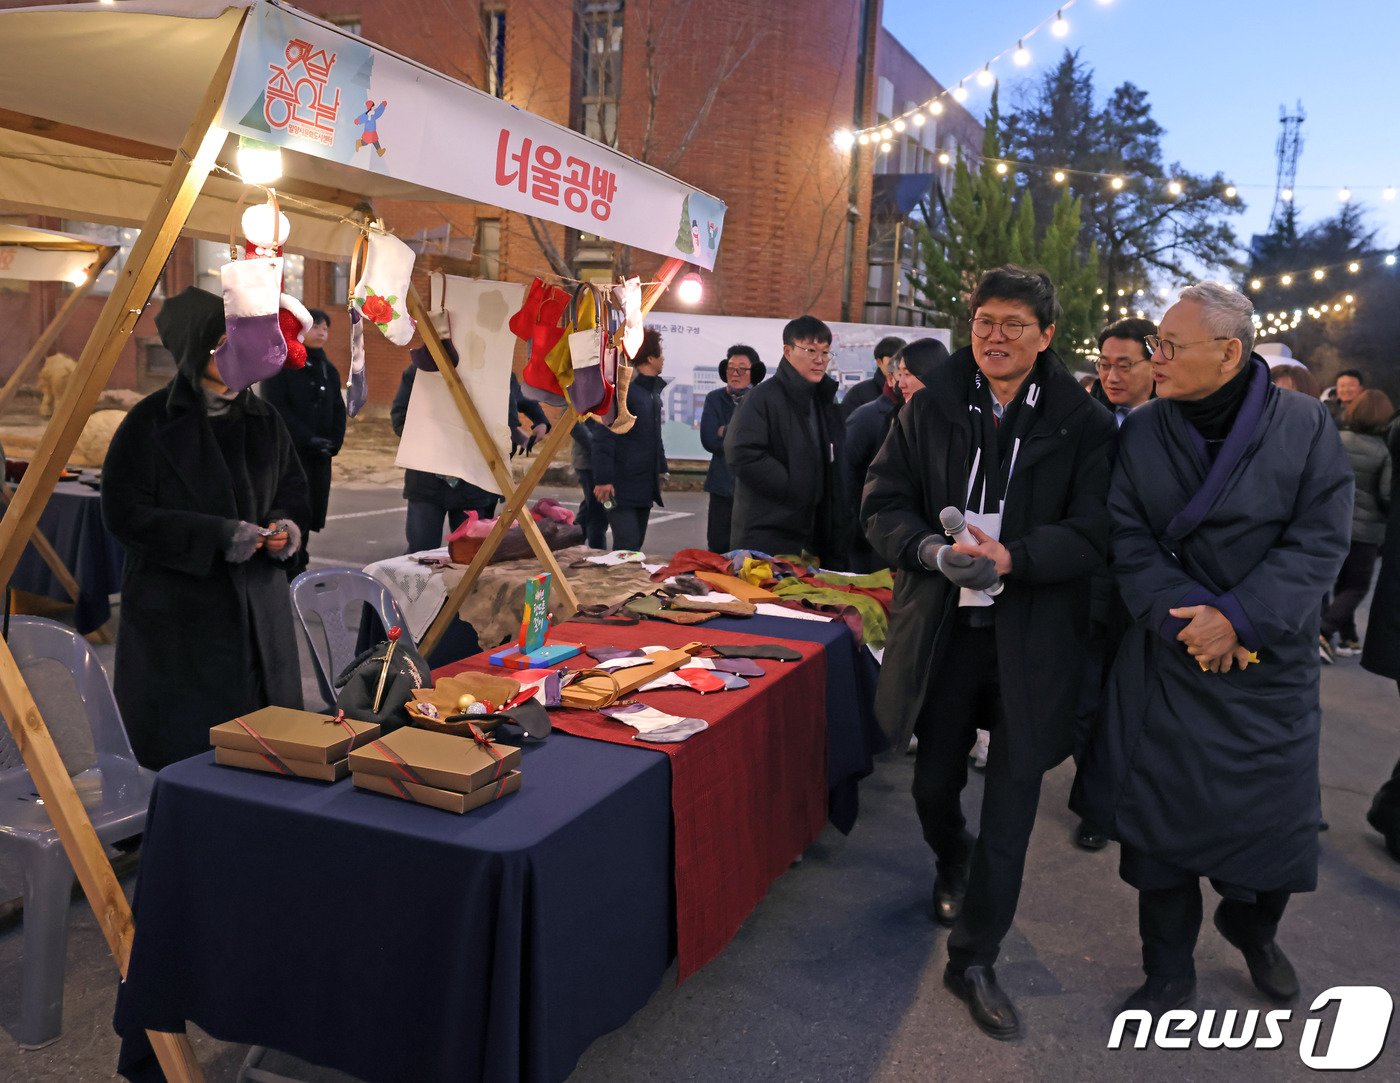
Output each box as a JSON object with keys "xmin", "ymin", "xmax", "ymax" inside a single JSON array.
[{"xmin": 156, "ymin": 286, "xmax": 225, "ymax": 386}]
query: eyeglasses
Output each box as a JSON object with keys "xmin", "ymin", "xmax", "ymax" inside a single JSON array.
[
  {"xmin": 789, "ymin": 343, "xmax": 832, "ymax": 363},
  {"xmin": 726, "ymin": 365, "xmax": 751, "ymax": 373},
  {"xmin": 970, "ymin": 316, "xmax": 1037, "ymax": 340},
  {"xmin": 1094, "ymin": 359, "xmax": 1149, "ymax": 377},
  {"xmin": 1143, "ymin": 334, "xmax": 1229, "ymax": 361}
]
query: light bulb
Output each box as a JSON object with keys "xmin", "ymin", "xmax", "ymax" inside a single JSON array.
[
  {"xmin": 1249, "ymin": 279, "xmax": 1262, "ymax": 290},
  {"xmin": 241, "ymin": 202, "xmax": 292, "ymax": 249},
  {"xmin": 1388, "ymin": 254, "xmax": 1398, "ymax": 266},
  {"xmin": 833, "ymin": 129, "xmax": 855, "ymax": 151},
  {"xmin": 976, "ymin": 66, "xmax": 994, "ymax": 88},
  {"xmin": 1281, "ymin": 187, "xmax": 1293, "ymax": 202},
  {"xmin": 1116, "ymin": 288, "xmax": 1126, "ymax": 297},
  {"xmin": 938, "ymin": 151, "xmax": 951, "ymax": 166},
  {"xmin": 1052, "ymin": 11, "xmax": 1069, "ymax": 37},
  {"xmin": 1102, "ymin": 304, "xmax": 1110, "ymax": 312},
  {"xmin": 892, "ymin": 118, "xmax": 906, "ymax": 133},
  {"xmin": 1312, "ymin": 268, "xmax": 1325, "ymax": 280},
  {"xmin": 1014, "ymin": 42, "xmax": 1031, "ymax": 66},
  {"xmin": 1167, "ymin": 180, "xmax": 1183, "ymax": 196},
  {"xmin": 236, "ymin": 140, "xmax": 284, "ymax": 185},
  {"xmin": 1095, "ymin": 287, "xmax": 1104, "ymax": 295},
  {"xmin": 1053, "ymin": 170, "xmax": 1066, "ymax": 183},
  {"xmin": 1223, "ymin": 185, "xmax": 1237, "ymax": 199},
  {"xmin": 911, "ymin": 113, "xmax": 925, "ymax": 127},
  {"xmin": 677, "ymin": 273, "xmax": 703, "ymax": 306},
  {"xmin": 1386, "ymin": 187, "xmax": 1397, "ymax": 201},
  {"xmin": 880, "ymin": 141, "xmax": 892, "ymax": 153},
  {"xmin": 1348, "ymin": 261, "xmax": 1360, "ymax": 273},
  {"xmin": 879, "ymin": 128, "xmax": 892, "ymax": 141},
  {"xmin": 67, "ymin": 269, "xmax": 89, "ymax": 287},
  {"xmin": 1345, "ymin": 294, "xmax": 1355, "ymax": 304},
  {"xmin": 928, "ymin": 100, "xmax": 944, "ymax": 117},
  {"xmin": 995, "ymin": 162, "xmax": 1008, "ymax": 175},
  {"xmin": 1339, "ymin": 187, "xmax": 1352, "ymax": 202},
  {"xmin": 952, "ymin": 83, "xmax": 968, "ymax": 103},
  {"xmin": 1110, "ymin": 176, "xmax": 1124, "ymax": 190},
  {"xmin": 857, "ymin": 132, "xmax": 871, "ymax": 146},
  {"xmin": 1280, "ymin": 274, "xmax": 1293, "ymax": 286}
]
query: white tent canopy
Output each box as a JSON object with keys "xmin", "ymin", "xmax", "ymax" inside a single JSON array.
[
  {"xmin": 0, "ymin": 223, "xmax": 111, "ymax": 284},
  {"xmin": 0, "ymin": 0, "xmax": 727, "ymax": 267}
]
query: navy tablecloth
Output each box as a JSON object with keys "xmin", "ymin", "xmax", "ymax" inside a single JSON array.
[
  {"xmin": 115, "ymin": 735, "xmax": 673, "ymax": 1083},
  {"xmin": 704, "ymin": 614, "xmax": 884, "ymax": 833},
  {"xmin": 10, "ymin": 481, "xmax": 123, "ymax": 633}
]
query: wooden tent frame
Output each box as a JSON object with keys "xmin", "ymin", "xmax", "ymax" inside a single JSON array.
[{"xmin": 0, "ymin": 7, "xmax": 699, "ymax": 1078}]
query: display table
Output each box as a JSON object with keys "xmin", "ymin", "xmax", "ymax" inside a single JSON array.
[
  {"xmin": 115, "ymin": 736, "xmax": 672, "ymax": 1083},
  {"xmin": 10, "ymin": 480, "xmax": 123, "ymax": 633},
  {"xmin": 441, "ymin": 619, "xmax": 830, "ymax": 981}
]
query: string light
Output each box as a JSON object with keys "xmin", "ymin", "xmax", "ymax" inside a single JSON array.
[
  {"xmin": 1280, "ymin": 274, "xmax": 1294, "ymax": 286},
  {"xmin": 1110, "ymin": 176, "xmax": 1125, "ymax": 190},
  {"xmin": 834, "ymin": 129, "xmax": 855, "ymax": 151},
  {"xmin": 1348, "ymin": 261, "xmax": 1360, "ymax": 273},
  {"xmin": 995, "ymin": 162, "xmax": 1009, "ymax": 175},
  {"xmin": 911, "ymin": 112, "xmax": 926, "ymax": 127},
  {"xmin": 977, "ymin": 65, "xmax": 995, "ymax": 88},
  {"xmin": 952, "ymin": 83, "xmax": 968, "ymax": 103},
  {"xmin": 892, "ymin": 118, "xmax": 906, "ymax": 133},
  {"xmin": 928, "ymin": 100, "xmax": 944, "ymax": 117},
  {"xmin": 1053, "ymin": 170, "xmax": 1066, "ymax": 183},
  {"xmin": 880, "ymin": 141, "xmax": 892, "ymax": 154},
  {"xmin": 938, "ymin": 151, "xmax": 951, "ymax": 166},
  {"xmin": 1312, "ymin": 268, "xmax": 1325, "ymax": 280},
  {"xmin": 1339, "ymin": 187, "xmax": 1352, "ymax": 202},
  {"xmin": 1014, "ymin": 41, "xmax": 1031, "ymax": 66},
  {"xmin": 1167, "ymin": 180, "xmax": 1183, "ymax": 196},
  {"xmin": 1281, "ymin": 187, "xmax": 1293, "ymax": 202},
  {"xmin": 1386, "ymin": 187, "xmax": 1397, "ymax": 201},
  {"xmin": 1052, "ymin": 9, "xmax": 1070, "ymax": 36},
  {"xmin": 1245, "ymin": 251, "xmax": 1400, "ymax": 292},
  {"xmin": 1249, "ymin": 278, "xmax": 1262, "ymax": 290},
  {"xmin": 857, "ymin": 132, "xmax": 870, "ymax": 146},
  {"xmin": 1388, "ymin": 255, "xmax": 1398, "ymax": 266},
  {"xmin": 1224, "ymin": 185, "xmax": 1237, "ymax": 199}
]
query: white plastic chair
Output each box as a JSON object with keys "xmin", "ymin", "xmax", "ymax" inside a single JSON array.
[
  {"xmin": 0, "ymin": 616, "xmax": 154, "ymax": 1048},
  {"xmin": 290, "ymin": 569, "xmax": 408, "ymax": 708}
]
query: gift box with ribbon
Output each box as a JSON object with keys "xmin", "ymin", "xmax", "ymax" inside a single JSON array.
[
  {"xmin": 348, "ymin": 723, "xmax": 521, "ymax": 801},
  {"xmin": 211, "ymin": 706, "xmax": 379, "ymax": 781}
]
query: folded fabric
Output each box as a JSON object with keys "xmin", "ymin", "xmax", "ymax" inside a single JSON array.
[
  {"xmin": 813, "ymin": 568, "xmax": 895, "ymax": 590},
  {"xmin": 639, "ymin": 668, "xmax": 746, "ymax": 694},
  {"xmin": 753, "ymin": 603, "xmax": 835, "ymax": 623},
  {"xmin": 600, "ymin": 703, "xmax": 707, "ymax": 743},
  {"xmin": 649, "ymin": 548, "xmax": 736, "ymax": 581},
  {"xmin": 770, "ymin": 578, "xmax": 889, "ymax": 647},
  {"xmin": 707, "ymin": 643, "xmax": 802, "ymax": 662},
  {"xmin": 584, "ymin": 646, "xmax": 645, "ymax": 664},
  {"xmin": 669, "ymin": 595, "xmax": 756, "ymax": 617},
  {"xmin": 738, "ymin": 556, "xmax": 774, "ymax": 586},
  {"xmin": 594, "ymin": 656, "xmax": 655, "ymax": 672}
]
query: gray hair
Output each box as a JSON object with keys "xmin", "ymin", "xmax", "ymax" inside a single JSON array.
[{"xmin": 1177, "ymin": 281, "xmax": 1255, "ymax": 360}]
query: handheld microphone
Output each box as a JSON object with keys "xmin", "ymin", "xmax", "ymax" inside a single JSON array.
[{"xmin": 940, "ymin": 506, "xmax": 1004, "ymax": 596}]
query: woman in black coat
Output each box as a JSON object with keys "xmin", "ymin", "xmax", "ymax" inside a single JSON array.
[
  {"xmin": 590, "ymin": 328, "xmax": 667, "ymax": 551},
  {"xmin": 260, "ymin": 308, "xmax": 346, "ymax": 576},
  {"xmin": 699, "ymin": 345, "xmax": 763, "ymax": 554},
  {"xmin": 102, "ymin": 286, "xmax": 310, "ymax": 770}
]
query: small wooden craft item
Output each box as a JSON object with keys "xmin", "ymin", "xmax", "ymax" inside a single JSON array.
[
  {"xmin": 559, "ymin": 648, "xmax": 691, "ymax": 709},
  {"xmin": 694, "ymin": 571, "xmax": 780, "ymax": 603}
]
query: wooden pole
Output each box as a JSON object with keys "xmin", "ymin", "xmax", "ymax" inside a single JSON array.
[
  {"xmin": 0, "ymin": 245, "xmax": 117, "ymax": 418},
  {"xmin": 0, "ymin": 16, "xmax": 250, "ymax": 1079},
  {"xmin": 415, "ymin": 258, "xmax": 685, "ymax": 656}
]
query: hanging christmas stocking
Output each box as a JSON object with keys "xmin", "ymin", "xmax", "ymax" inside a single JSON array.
[
  {"xmin": 351, "ymin": 231, "xmax": 417, "ymax": 346},
  {"xmin": 614, "ymin": 277, "xmax": 643, "ymax": 360},
  {"xmin": 213, "ymin": 256, "xmax": 287, "ymax": 392},
  {"xmin": 345, "ymin": 305, "xmax": 368, "ymax": 417}
]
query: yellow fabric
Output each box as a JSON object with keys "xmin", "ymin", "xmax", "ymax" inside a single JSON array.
[
  {"xmin": 543, "ymin": 288, "xmax": 594, "ymax": 391},
  {"xmin": 739, "ymin": 557, "xmax": 773, "ymax": 585}
]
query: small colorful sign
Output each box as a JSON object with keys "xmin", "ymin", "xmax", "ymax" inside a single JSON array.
[{"xmin": 518, "ymin": 573, "xmax": 551, "ymax": 655}]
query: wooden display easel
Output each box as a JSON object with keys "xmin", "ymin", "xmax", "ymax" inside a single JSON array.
[{"xmin": 414, "ymin": 257, "xmax": 684, "ymax": 657}]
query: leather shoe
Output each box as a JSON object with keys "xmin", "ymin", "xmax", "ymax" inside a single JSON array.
[
  {"xmin": 1119, "ymin": 975, "xmax": 1196, "ymax": 1019},
  {"xmin": 931, "ymin": 863, "xmax": 969, "ymax": 927},
  {"xmin": 944, "ymin": 964, "xmax": 1021, "ymax": 1040},
  {"xmin": 1213, "ymin": 905, "xmax": 1299, "ymax": 1002},
  {"xmin": 1076, "ymin": 821, "xmax": 1109, "ymax": 851}
]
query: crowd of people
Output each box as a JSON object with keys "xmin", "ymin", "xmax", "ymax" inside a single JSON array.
[{"xmin": 98, "ymin": 268, "xmax": 1398, "ymax": 1043}]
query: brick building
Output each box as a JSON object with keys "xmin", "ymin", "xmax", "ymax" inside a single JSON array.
[{"xmin": 0, "ymin": 0, "xmax": 976, "ymax": 409}]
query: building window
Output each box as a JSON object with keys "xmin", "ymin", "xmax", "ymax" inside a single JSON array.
[
  {"xmin": 476, "ymin": 218, "xmax": 501, "ymax": 279},
  {"xmin": 482, "ymin": 6, "xmax": 506, "ymax": 98},
  {"xmin": 876, "ymin": 77, "xmax": 894, "ymax": 119},
  {"xmin": 63, "ymin": 222, "xmax": 161, "ymax": 299},
  {"xmin": 578, "ymin": 2, "xmax": 624, "ymax": 147}
]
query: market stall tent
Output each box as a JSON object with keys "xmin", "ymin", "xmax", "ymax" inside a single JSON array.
[{"xmin": 0, "ymin": 2, "xmax": 725, "ymax": 1076}]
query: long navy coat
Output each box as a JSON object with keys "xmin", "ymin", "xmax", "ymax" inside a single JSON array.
[
  {"xmin": 699, "ymin": 386, "xmax": 742, "ymax": 498},
  {"xmin": 1073, "ymin": 358, "xmax": 1353, "ymax": 892}
]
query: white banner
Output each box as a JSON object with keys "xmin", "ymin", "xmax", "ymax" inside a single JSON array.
[
  {"xmin": 395, "ymin": 275, "xmax": 524, "ymax": 494},
  {"xmin": 220, "ymin": 3, "xmax": 727, "ymax": 268},
  {"xmin": 638, "ymin": 314, "xmax": 951, "ymax": 459}
]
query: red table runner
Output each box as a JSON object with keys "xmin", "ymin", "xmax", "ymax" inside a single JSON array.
[{"xmin": 438, "ymin": 620, "xmax": 828, "ymax": 981}]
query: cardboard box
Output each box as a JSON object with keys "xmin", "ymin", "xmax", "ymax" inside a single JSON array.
[
  {"xmin": 210, "ymin": 706, "xmax": 379, "ymax": 763},
  {"xmin": 347, "ymin": 726, "xmax": 521, "ymax": 793},
  {"xmin": 352, "ymin": 769, "xmax": 522, "ymax": 814},
  {"xmin": 214, "ymin": 745, "xmax": 350, "ymax": 782}
]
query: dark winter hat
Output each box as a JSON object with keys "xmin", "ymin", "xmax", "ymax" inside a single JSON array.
[
  {"xmin": 895, "ymin": 337, "xmax": 950, "ymax": 385},
  {"xmin": 719, "ymin": 344, "xmax": 765, "ymax": 384},
  {"xmin": 156, "ymin": 286, "xmax": 225, "ymax": 385}
]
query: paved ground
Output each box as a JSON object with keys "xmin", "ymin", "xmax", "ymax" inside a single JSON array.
[{"xmin": 0, "ymin": 475, "xmax": 1397, "ymax": 1080}]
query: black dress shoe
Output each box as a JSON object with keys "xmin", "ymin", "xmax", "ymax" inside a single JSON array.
[
  {"xmin": 1076, "ymin": 821, "xmax": 1109, "ymax": 851},
  {"xmin": 1120, "ymin": 975, "xmax": 1196, "ymax": 1016},
  {"xmin": 944, "ymin": 964, "xmax": 1021, "ymax": 1040},
  {"xmin": 930, "ymin": 864, "xmax": 969, "ymax": 927},
  {"xmin": 1213, "ymin": 905, "xmax": 1299, "ymax": 1002}
]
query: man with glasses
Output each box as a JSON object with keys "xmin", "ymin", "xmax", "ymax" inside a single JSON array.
[
  {"xmin": 700, "ymin": 344, "xmax": 765, "ymax": 553},
  {"xmin": 1073, "ymin": 282, "xmax": 1352, "ymax": 1022},
  {"xmin": 726, "ymin": 316, "xmax": 848, "ymax": 564},
  {"xmin": 1091, "ymin": 317, "xmax": 1156, "ymax": 425},
  {"xmin": 863, "ymin": 266, "xmax": 1115, "ymax": 1040}
]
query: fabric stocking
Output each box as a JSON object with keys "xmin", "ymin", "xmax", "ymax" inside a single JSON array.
[
  {"xmin": 345, "ymin": 306, "xmax": 368, "ymax": 417},
  {"xmin": 352, "ymin": 231, "xmax": 417, "ymax": 345},
  {"xmin": 213, "ymin": 256, "xmax": 286, "ymax": 392}
]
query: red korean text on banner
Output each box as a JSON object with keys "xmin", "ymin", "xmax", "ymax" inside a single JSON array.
[
  {"xmin": 496, "ymin": 130, "xmax": 620, "ymax": 223},
  {"xmin": 265, "ymin": 38, "xmax": 341, "ymax": 146},
  {"xmin": 591, "ymin": 166, "xmax": 617, "ymax": 222}
]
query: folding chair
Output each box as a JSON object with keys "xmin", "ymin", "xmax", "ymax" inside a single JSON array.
[{"xmin": 289, "ymin": 569, "xmax": 407, "ymax": 708}]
